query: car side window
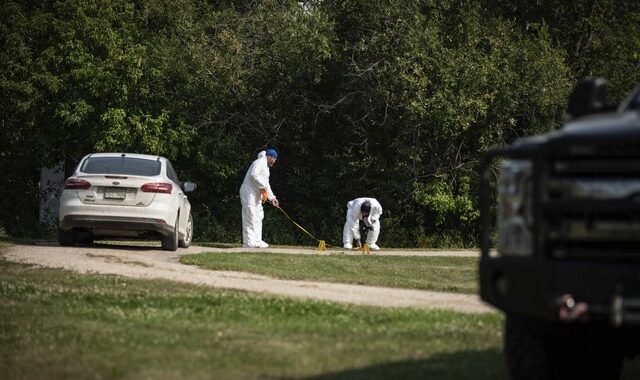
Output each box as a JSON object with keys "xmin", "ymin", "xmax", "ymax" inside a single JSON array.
[{"xmin": 166, "ymin": 161, "xmax": 180, "ymax": 185}]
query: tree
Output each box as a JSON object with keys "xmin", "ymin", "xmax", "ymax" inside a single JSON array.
[
  {"xmin": 487, "ymin": 0, "xmax": 640, "ymax": 100},
  {"xmin": 2, "ymin": 0, "xmax": 637, "ymax": 247}
]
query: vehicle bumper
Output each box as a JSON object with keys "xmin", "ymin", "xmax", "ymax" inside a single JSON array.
[
  {"xmin": 59, "ymin": 193, "xmax": 177, "ymax": 237},
  {"xmin": 480, "ymin": 257, "xmax": 640, "ymax": 325},
  {"xmin": 60, "ymin": 215, "xmax": 174, "ymax": 236}
]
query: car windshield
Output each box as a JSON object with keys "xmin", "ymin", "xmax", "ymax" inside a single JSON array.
[{"xmin": 81, "ymin": 157, "xmax": 161, "ymax": 176}]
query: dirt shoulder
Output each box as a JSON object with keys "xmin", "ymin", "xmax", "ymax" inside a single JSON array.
[{"xmin": 1, "ymin": 242, "xmax": 494, "ymax": 314}]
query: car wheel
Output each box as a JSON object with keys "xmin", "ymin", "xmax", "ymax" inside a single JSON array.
[
  {"xmin": 76, "ymin": 231, "xmax": 94, "ymax": 245},
  {"xmin": 58, "ymin": 228, "xmax": 75, "ymax": 246},
  {"xmin": 161, "ymin": 214, "xmax": 179, "ymax": 251},
  {"xmin": 504, "ymin": 315, "xmax": 552, "ymax": 380},
  {"xmin": 505, "ymin": 314, "xmax": 623, "ymax": 380},
  {"xmin": 179, "ymin": 213, "xmax": 193, "ymax": 248}
]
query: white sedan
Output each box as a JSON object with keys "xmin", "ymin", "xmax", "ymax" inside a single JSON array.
[{"xmin": 58, "ymin": 153, "xmax": 196, "ymax": 251}]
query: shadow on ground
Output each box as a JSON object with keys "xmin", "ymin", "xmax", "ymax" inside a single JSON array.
[
  {"xmin": 280, "ymin": 349, "xmax": 640, "ymax": 380},
  {"xmin": 12, "ymin": 239, "xmax": 167, "ymax": 251},
  {"xmin": 282, "ymin": 349, "xmax": 508, "ymax": 380}
]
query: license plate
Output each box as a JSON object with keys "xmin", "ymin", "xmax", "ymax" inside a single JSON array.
[{"xmin": 105, "ymin": 187, "xmax": 127, "ymax": 200}]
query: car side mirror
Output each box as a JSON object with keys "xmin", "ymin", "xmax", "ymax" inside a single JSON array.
[
  {"xmin": 565, "ymin": 77, "xmax": 611, "ymax": 120},
  {"xmin": 181, "ymin": 181, "xmax": 197, "ymax": 193}
]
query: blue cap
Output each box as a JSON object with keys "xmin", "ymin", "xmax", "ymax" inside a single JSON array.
[{"xmin": 265, "ymin": 148, "xmax": 278, "ymax": 159}]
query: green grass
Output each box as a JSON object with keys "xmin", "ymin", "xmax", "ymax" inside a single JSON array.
[
  {"xmin": 181, "ymin": 252, "xmax": 479, "ymax": 294},
  {"xmin": 0, "ymin": 259, "xmax": 506, "ymax": 380}
]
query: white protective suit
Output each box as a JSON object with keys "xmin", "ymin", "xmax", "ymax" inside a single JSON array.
[
  {"xmin": 240, "ymin": 151, "xmax": 276, "ymax": 248},
  {"xmin": 343, "ymin": 197, "xmax": 383, "ymax": 250}
]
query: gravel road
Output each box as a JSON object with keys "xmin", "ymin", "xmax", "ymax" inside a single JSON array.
[{"xmin": 2, "ymin": 242, "xmax": 495, "ymax": 314}]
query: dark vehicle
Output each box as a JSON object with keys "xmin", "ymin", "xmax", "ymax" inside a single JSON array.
[{"xmin": 480, "ymin": 79, "xmax": 640, "ymax": 379}]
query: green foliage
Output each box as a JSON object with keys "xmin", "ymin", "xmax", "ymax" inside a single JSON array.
[
  {"xmin": 413, "ymin": 177, "xmax": 479, "ymax": 227},
  {"xmin": 487, "ymin": 0, "xmax": 640, "ymax": 100},
  {"xmin": 1, "ymin": 0, "xmax": 637, "ymax": 246}
]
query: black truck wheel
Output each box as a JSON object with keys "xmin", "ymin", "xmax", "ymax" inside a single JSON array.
[
  {"xmin": 505, "ymin": 315, "xmax": 552, "ymax": 380},
  {"xmin": 505, "ymin": 314, "xmax": 623, "ymax": 380}
]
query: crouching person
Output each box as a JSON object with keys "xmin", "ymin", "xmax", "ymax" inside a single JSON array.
[{"xmin": 343, "ymin": 197, "xmax": 382, "ymax": 251}]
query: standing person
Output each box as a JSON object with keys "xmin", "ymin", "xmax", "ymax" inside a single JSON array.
[
  {"xmin": 343, "ymin": 197, "xmax": 383, "ymax": 250},
  {"xmin": 240, "ymin": 149, "xmax": 280, "ymax": 248}
]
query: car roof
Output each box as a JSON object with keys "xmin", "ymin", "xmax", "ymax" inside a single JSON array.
[{"xmin": 85, "ymin": 153, "xmax": 165, "ymax": 161}]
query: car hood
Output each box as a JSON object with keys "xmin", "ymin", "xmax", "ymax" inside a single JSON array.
[{"xmin": 509, "ymin": 111, "xmax": 640, "ymax": 152}]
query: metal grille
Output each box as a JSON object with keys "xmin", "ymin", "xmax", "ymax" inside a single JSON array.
[{"xmin": 543, "ymin": 141, "xmax": 640, "ymax": 261}]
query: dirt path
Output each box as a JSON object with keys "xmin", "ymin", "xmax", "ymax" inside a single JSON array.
[{"xmin": 2, "ymin": 242, "xmax": 494, "ymax": 314}]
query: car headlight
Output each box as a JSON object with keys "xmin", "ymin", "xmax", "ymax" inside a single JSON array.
[{"xmin": 497, "ymin": 159, "xmax": 533, "ymax": 256}]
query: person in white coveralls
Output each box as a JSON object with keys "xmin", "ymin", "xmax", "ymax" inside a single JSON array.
[
  {"xmin": 343, "ymin": 197, "xmax": 382, "ymax": 250},
  {"xmin": 240, "ymin": 149, "xmax": 279, "ymax": 248}
]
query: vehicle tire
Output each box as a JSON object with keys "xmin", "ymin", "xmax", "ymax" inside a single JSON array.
[
  {"xmin": 76, "ymin": 231, "xmax": 94, "ymax": 245},
  {"xmin": 58, "ymin": 228, "xmax": 76, "ymax": 246},
  {"xmin": 505, "ymin": 314, "xmax": 623, "ymax": 380},
  {"xmin": 161, "ymin": 214, "xmax": 179, "ymax": 251},
  {"xmin": 178, "ymin": 213, "xmax": 193, "ymax": 248},
  {"xmin": 504, "ymin": 315, "xmax": 552, "ymax": 380}
]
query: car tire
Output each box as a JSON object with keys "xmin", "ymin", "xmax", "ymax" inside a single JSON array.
[
  {"xmin": 58, "ymin": 228, "xmax": 75, "ymax": 246},
  {"xmin": 504, "ymin": 315, "xmax": 552, "ymax": 380},
  {"xmin": 161, "ymin": 214, "xmax": 179, "ymax": 251},
  {"xmin": 179, "ymin": 213, "xmax": 193, "ymax": 248},
  {"xmin": 76, "ymin": 231, "xmax": 94, "ymax": 245},
  {"xmin": 505, "ymin": 314, "xmax": 623, "ymax": 380}
]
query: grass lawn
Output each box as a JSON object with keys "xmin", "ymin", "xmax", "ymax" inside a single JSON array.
[
  {"xmin": 0, "ymin": 259, "xmax": 506, "ymax": 380},
  {"xmin": 181, "ymin": 252, "xmax": 479, "ymax": 294}
]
